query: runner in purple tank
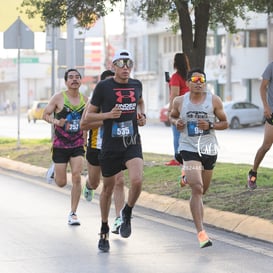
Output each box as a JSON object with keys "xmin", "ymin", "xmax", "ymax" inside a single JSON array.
[{"xmin": 43, "ymin": 69, "xmax": 88, "ymax": 225}]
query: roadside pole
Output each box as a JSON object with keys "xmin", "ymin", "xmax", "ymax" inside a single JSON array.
[{"xmin": 3, "ymin": 17, "xmax": 34, "ymax": 149}]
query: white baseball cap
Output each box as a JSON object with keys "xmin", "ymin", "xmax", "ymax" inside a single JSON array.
[{"xmin": 112, "ymin": 49, "xmax": 133, "ymax": 63}]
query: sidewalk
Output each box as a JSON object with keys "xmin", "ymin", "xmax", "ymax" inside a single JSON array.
[{"xmin": 0, "ymin": 156, "xmax": 272, "ymax": 244}]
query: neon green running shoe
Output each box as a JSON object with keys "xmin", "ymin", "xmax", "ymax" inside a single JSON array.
[
  {"xmin": 82, "ymin": 183, "xmax": 94, "ymax": 202},
  {"xmin": 111, "ymin": 217, "xmax": 122, "ymax": 234}
]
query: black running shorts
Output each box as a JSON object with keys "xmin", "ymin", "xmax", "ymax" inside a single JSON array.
[
  {"xmin": 180, "ymin": 150, "xmax": 217, "ymax": 170},
  {"xmin": 99, "ymin": 144, "xmax": 143, "ymax": 177},
  {"xmin": 86, "ymin": 146, "xmax": 100, "ymax": 166},
  {"xmin": 266, "ymin": 113, "xmax": 273, "ymax": 125},
  {"xmin": 52, "ymin": 146, "xmax": 85, "ymax": 163}
]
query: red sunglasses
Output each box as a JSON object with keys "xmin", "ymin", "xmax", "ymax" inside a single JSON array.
[{"xmin": 190, "ymin": 76, "xmax": 206, "ymax": 83}]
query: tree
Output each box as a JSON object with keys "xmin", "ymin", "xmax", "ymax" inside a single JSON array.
[
  {"xmin": 21, "ymin": 0, "xmax": 273, "ymax": 69},
  {"xmin": 20, "ymin": 0, "xmax": 120, "ymax": 28}
]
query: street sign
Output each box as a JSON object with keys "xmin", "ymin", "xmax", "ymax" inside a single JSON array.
[
  {"xmin": 57, "ymin": 38, "xmax": 85, "ymax": 78},
  {"xmin": 57, "ymin": 38, "xmax": 85, "ymax": 66},
  {"xmin": 4, "ymin": 17, "xmax": 34, "ymax": 49},
  {"xmin": 13, "ymin": 57, "xmax": 39, "ymax": 64}
]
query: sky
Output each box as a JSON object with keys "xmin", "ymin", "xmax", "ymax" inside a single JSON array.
[
  {"xmin": 104, "ymin": 1, "xmax": 124, "ymax": 36},
  {"xmin": 0, "ymin": 0, "xmax": 43, "ymax": 32}
]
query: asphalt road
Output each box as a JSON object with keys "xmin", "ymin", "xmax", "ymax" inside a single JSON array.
[{"xmin": 1, "ymin": 168, "xmax": 273, "ymax": 273}]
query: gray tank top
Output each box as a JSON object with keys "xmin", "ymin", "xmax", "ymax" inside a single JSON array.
[
  {"xmin": 178, "ymin": 92, "xmax": 218, "ymax": 155},
  {"xmin": 262, "ymin": 62, "xmax": 273, "ymax": 112}
]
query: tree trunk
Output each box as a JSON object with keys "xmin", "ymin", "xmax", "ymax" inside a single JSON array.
[
  {"xmin": 176, "ymin": 0, "xmax": 210, "ymax": 70},
  {"xmin": 176, "ymin": 1, "xmax": 193, "ymax": 64}
]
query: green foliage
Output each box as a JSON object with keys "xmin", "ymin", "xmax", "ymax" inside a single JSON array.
[
  {"xmin": 209, "ymin": 1, "xmax": 247, "ymax": 33},
  {"xmin": 0, "ymin": 138, "xmax": 16, "ymax": 145},
  {"xmin": 246, "ymin": 0, "xmax": 273, "ymax": 13},
  {"xmin": 20, "ymin": 0, "xmax": 119, "ymax": 28},
  {"xmin": 20, "ymin": 0, "xmax": 273, "ymax": 30},
  {"xmin": 0, "ymin": 138, "xmax": 51, "ymax": 145}
]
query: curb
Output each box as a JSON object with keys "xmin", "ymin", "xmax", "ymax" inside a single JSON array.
[{"xmin": 0, "ymin": 157, "xmax": 272, "ymax": 244}]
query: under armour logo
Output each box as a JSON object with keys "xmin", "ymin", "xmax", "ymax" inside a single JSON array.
[{"xmin": 115, "ymin": 91, "xmax": 136, "ymax": 103}]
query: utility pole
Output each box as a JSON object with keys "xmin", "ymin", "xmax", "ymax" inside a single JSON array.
[
  {"xmin": 67, "ymin": 18, "xmax": 75, "ymax": 68},
  {"xmin": 225, "ymin": 33, "xmax": 232, "ymax": 101},
  {"xmin": 51, "ymin": 25, "xmax": 56, "ymax": 140},
  {"xmin": 51, "ymin": 26, "xmax": 56, "ymax": 97},
  {"xmin": 268, "ymin": 14, "xmax": 273, "ymax": 62},
  {"xmin": 123, "ymin": 1, "xmax": 127, "ymax": 48}
]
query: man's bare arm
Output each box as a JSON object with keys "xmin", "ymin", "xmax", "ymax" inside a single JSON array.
[{"xmin": 80, "ymin": 103, "xmax": 103, "ymax": 130}]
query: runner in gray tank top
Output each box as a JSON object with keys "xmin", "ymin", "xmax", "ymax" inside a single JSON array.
[{"xmin": 170, "ymin": 68, "xmax": 228, "ymax": 248}]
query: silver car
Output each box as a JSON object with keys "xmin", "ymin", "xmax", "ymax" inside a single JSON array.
[{"xmin": 223, "ymin": 101, "xmax": 265, "ymax": 129}]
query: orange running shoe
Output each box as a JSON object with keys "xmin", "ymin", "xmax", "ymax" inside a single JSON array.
[
  {"xmin": 247, "ymin": 170, "xmax": 257, "ymax": 190},
  {"xmin": 198, "ymin": 230, "xmax": 212, "ymax": 248}
]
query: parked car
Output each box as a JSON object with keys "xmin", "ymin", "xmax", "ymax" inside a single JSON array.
[
  {"xmin": 159, "ymin": 103, "xmax": 171, "ymax": 127},
  {"xmin": 27, "ymin": 100, "xmax": 48, "ymax": 123},
  {"xmin": 223, "ymin": 101, "xmax": 265, "ymax": 129}
]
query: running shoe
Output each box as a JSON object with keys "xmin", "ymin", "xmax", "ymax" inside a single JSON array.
[
  {"xmin": 111, "ymin": 217, "xmax": 122, "ymax": 234},
  {"xmin": 179, "ymin": 170, "xmax": 188, "ymax": 187},
  {"xmin": 119, "ymin": 207, "xmax": 132, "ymax": 238},
  {"xmin": 46, "ymin": 163, "xmax": 54, "ymax": 183},
  {"xmin": 247, "ymin": 170, "xmax": 257, "ymax": 190},
  {"xmin": 198, "ymin": 230, "xmax": 212, "ymax": 248},
  {"xmin": 98, "ymin": 232, "xmax": 110, "ymax": 252},
  {"xmin": 68, "ymin": 212, "xmax": 80, "ymax": 226},
  {"xmin": 165, "ymin": 159, "xmax": 180, "ymax": 166},
  {"xmin": 82, "ymin": 182, "xmax": 94, "ymax": 202}
]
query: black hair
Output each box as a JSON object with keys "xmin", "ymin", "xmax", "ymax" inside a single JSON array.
[
  {"xmin": 187, "ymin": 68, "xmax": 206, "ymax": 81},
  {"xmin": 173, "ymin": 53, "xmax": 190, "ymax": 79},
  {"xmin": 100, "ymin": 70, "xmax": 115, "ymax": 80},
  {"xmin": 64, "ymin": 69, "xmax": 81, "ymax": 81}
]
